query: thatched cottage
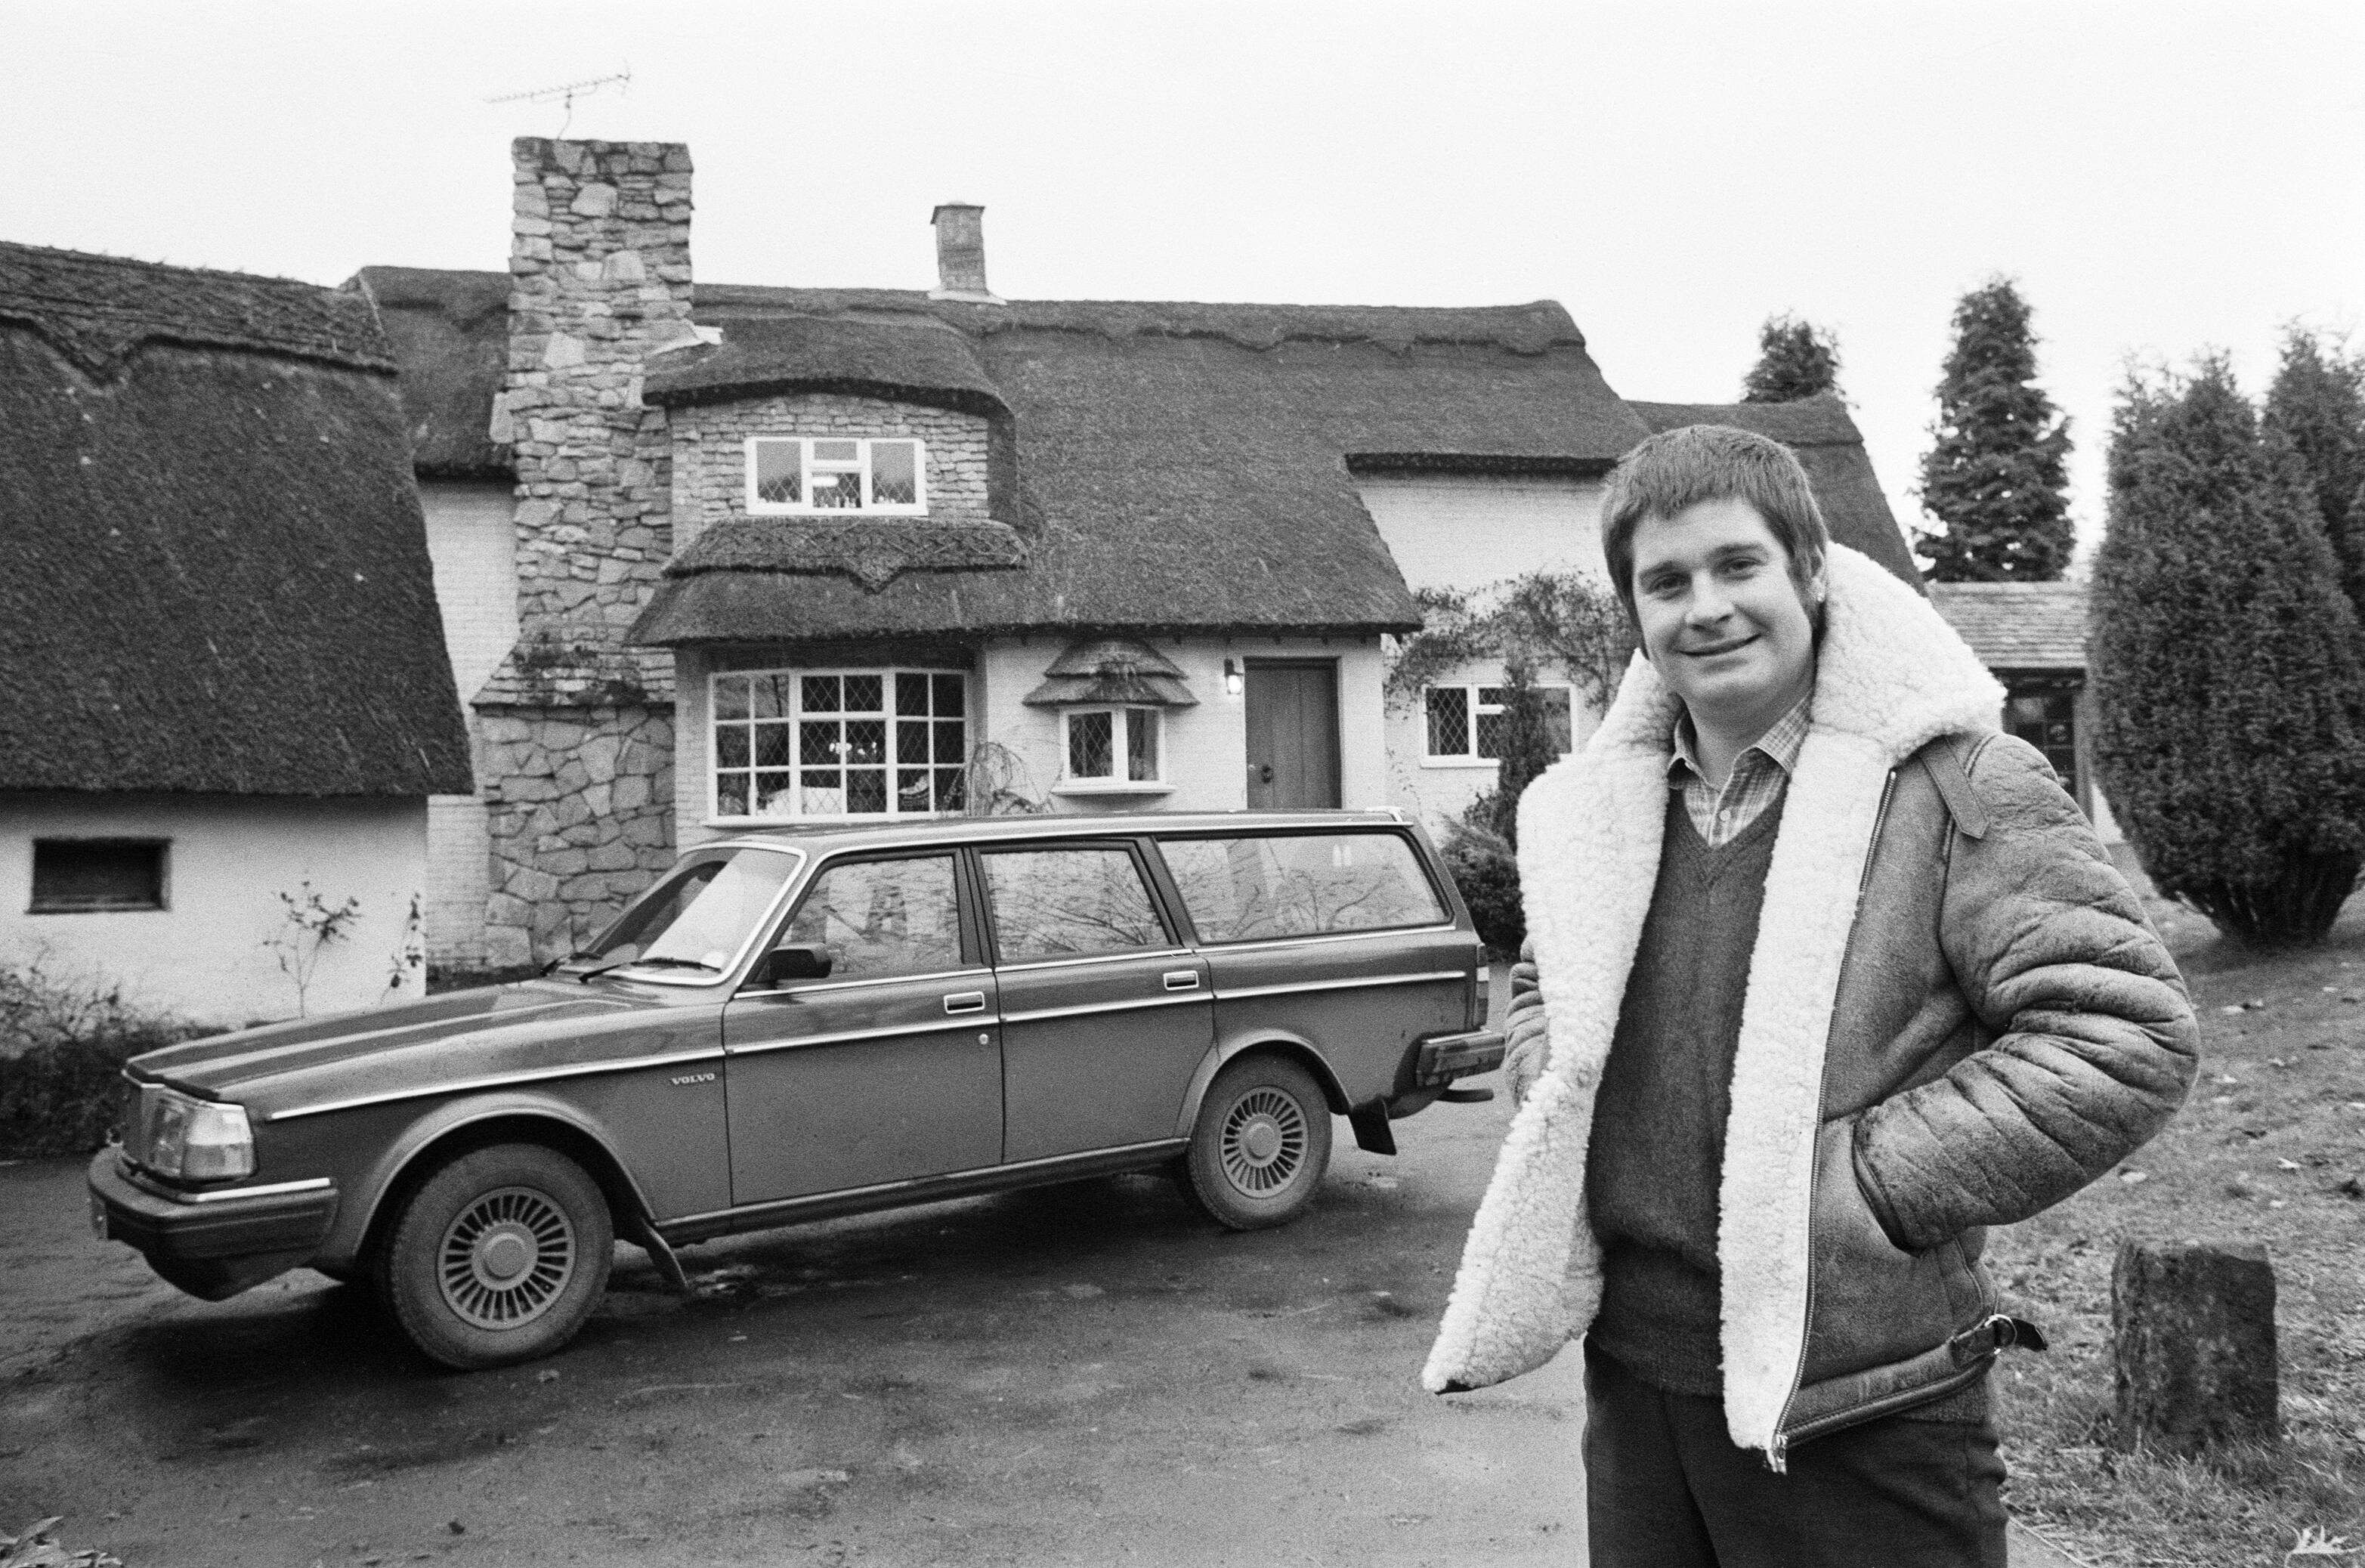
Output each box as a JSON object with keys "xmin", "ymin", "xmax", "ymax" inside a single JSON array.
[
  {"xmin": 0, "ymin": 243, "xmax": 471, "ymax": 1022},
  {"xmin": 360, "ymin": 138, "xmax": 1920, "ymax": 973}
]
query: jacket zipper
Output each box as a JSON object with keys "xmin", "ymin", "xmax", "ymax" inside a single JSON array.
[{"xmin": 1770, "ymin": 766, "xmax": 1900, "ymax": 1473}]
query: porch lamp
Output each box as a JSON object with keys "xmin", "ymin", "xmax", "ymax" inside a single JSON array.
[{"xmin": 1223, "ymin": 658, "xmax": 1243, "ymax": 697}]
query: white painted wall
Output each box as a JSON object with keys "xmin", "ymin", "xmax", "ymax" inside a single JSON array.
[
  {"xmin": 669, "ymin": 635, "xmax": 1390, "ymax": 849},
  {"xmin": 418, "ymin": 479, "xmax": 518, "ymax": 969},
  {"xmin": 0, "ymin": 793, "xmax": 430, "ymax": 1029},
  {"xmin": 1356, "ymin": 473, "xmax": 1609, "ymax": 595}
]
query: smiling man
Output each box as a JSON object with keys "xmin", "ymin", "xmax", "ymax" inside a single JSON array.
[{"xmin": 1424, "ymin": 425, "xmax": 2197, "ymax": 1566}]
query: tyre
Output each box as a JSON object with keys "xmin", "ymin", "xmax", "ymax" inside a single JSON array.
[
  {"xmin": 376, "ymin": 1143, "xmax": 613, "ymax": 1370},
  {"xmin": 1179, "ymin": 1054, "xmax": 1334, "ymax": 1230}
]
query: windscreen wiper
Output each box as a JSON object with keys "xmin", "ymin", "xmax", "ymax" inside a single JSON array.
[{"xmin": 575, "ymin": 956, "xmax": 719, "ymax": 982}]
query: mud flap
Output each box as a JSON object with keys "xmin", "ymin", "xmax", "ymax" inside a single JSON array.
[
  {"xmin": 618, "ymin": 1209, "xmax": 690, "ymax": 1293},
  {"xmin": 1348, "ymin": 1103, "xmax": 1397, "ymax": 1156}
]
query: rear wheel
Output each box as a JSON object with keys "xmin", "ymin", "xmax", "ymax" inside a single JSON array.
[
  {"xmin": 376, "ymin": 1143, "xmax": 612, "ymax": 1369},
  {"xmin": 1179, "ymin": 1055, "xmax": 1333, "ymax": 1230}
]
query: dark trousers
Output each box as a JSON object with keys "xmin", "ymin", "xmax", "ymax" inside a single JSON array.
[{"xmin": 1584, "ymin": 1348, "xmax": 2007, "ymax": 1568}]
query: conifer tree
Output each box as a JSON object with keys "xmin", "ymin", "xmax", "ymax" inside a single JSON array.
[
  {"xmin": 2090, "ymin": 354, "xmax": 2365, "ymax": 945},
  {"xmin": 1915, "ymin": 279, "xmax": 2074, "ymax": 582},
  {"xmin": 1740, "ymin": 314, "xmax": 1841, "ymax": 403},
  {"xmin": 2265, "ymin": 327, "xmax": 2365, "ymax": 623}
]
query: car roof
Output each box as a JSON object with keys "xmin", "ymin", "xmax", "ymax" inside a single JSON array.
[{"xmin": 700, "ymin": 808, "xmax": 1415, "ymax": 857}]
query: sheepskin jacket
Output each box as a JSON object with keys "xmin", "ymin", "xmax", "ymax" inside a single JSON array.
[{"xmin": 1421, "ymin": 545, "xmax": 2198, "ymax": 1463}]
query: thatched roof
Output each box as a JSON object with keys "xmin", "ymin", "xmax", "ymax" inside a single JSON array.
[
  {"xmin": 1023, "ymin": 637, "xmax": 1198, "ymax": 707},
  {"xmin": 1626, "ymin": 395, "xmax": 1921, "ymax": 589},
  {"xmin": 347, "ymin": 266, "xmax": 512, "ymax": 480},
  {"xmin": 1931, "ymin": 581, "xmax": 2088, "ymax": 671},
  {"xmin": 357, "ymin": 267, "xmax": 1643, "ymax": 642},
  {"xmin": 0, "ymin": 243, "xmax": 473, "ymax": 796},
  {"xmin": 636, "ymin": 289, "xmax": 1644, "ymax": 642}
]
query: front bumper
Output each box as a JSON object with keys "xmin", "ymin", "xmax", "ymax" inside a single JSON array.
[
  {"xmin": 86, "ymin": 1150, "xmax": 339, "ymax": 1300},
  {"xmin": 1411, "ymin": 1028, "xmax": 1505, "ymax": 1088}
]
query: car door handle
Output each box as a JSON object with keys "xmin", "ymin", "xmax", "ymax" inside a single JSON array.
[
  {"xmin": 1162, "ymin": 970, "xmax": 1200, "ymax": 991},
  {"xmin": 943, "ymin": 991, "xmax": 987, "ymax": 1015}
]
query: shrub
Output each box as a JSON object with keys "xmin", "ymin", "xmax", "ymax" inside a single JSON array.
[
  {"xmin": 0, "ymin": 958, "xmax": 201, "ymax": 1158},
  {"xmin": 1440, "ymin": 818, "xmax": 1523, "ymax": 957},
  {"xmin": 2091, "ymin": 355, "xmax": 2365, "ymax": 945}
]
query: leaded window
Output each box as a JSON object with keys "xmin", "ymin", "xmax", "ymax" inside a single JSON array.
[
  {"xmin": 1423, "ymin": 683, "xmax": 1575, "ymax": 761},
  {"xmin": 745, "ymin": 438, "xmax": 927, "ymax": 515},
  {"xmin": 712, "ymin": 668, "xmax": 967, "ymax": 820},
  {"xmin": 1061, "ymin": 707, "xmax": 1161, "ymax": 784}
]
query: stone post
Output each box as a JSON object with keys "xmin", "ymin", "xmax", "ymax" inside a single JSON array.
[
  {"xmin": 477, "ymin": 138, "xmax": 694, "ymax": 969},
  {"xmin": 2110, "ymin": 1240, "xmax": 2279, "ymax": 1456}
]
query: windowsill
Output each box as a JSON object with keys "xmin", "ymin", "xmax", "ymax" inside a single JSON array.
[
  {"xmin": 703, "ymin": 812, "xmax": 950, "ymax": 829},
  {"xmin": 1419, "ymin": 758, "xmax": 1504, "ymax": 770},
  {"xmin": 744, "ymin": 508, "xmax": 932, "ymax": 520},
  {"xmin": 1048, "ymin": 779, "xmax": 1175, "ymax": 797}
]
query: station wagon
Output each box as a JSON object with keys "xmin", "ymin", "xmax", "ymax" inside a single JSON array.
[{"xmin": 88, "ymin": 811, "xmax": 1504, "ymax": 1368}]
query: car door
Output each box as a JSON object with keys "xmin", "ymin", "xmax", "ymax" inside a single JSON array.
[
  {"xmin": 722, "ymin": 850, "xmax": 1002, "ymax": 1207},
  {"xmin": 978, "ymin": 840, "xmax": 1214, "ymax": 1163}
]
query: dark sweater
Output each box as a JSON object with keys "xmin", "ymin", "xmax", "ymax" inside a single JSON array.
[{"xmin": 1586, "ymin": 793, "xmax": 1989, "ymax": 1421}]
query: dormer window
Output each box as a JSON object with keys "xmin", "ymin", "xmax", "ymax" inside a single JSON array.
[{"xmin": 747, "ymin": 438, "xmax": 927, "ymax": 515}]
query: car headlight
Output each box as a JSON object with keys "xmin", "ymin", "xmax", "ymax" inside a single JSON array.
[{"xmin": 135, "ymin": 1085, "xmax": 254, "ymax": 1182}]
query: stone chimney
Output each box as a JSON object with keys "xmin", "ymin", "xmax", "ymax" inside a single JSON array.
[
  {"xmin": 478, "ymin": 137, "xmax": 696, "ymax": 970},
  {"xmin": 929, "ymin": 203, "xmax": 1002, "ymax": 304}
]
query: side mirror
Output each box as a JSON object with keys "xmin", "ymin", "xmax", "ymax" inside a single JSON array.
[{"xmin": 759, "ymin": 942, "xmax": 833, "ymax": 987}]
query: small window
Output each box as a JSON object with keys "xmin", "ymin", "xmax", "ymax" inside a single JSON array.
[
  {"xmin": 979, "ymin": 846, "xmax": 1169, "ymax": 963},
  {"xmin": 29, "ymin": 840, "xmax": 168, "ymax": 913},
  {"xmin": 2005, "ymin": 687, "xmax": 2079, "ymax": 798},
  {"xmin": 1423, "ymin": 683, "xmax": 1575, "ymax": 762},
  {"xmin": 781, "ymin": 855, "xmax": 965, "ymax": 982},
  {"xmin": 745, "ymin": 438, "xmax": 928, "ymax": 515},
  {"xmin": 1062, "ymin": 707, "xmax": 1161, "ymax": 784},
  {"xmin": 1158, "ymin": 832, "xmax": 1446, "ymax": 944}
]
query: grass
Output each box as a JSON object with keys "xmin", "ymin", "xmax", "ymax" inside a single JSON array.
[{"xmin": 1989, "ymin": 856, "xmax": 2365, "ymax": 1566}]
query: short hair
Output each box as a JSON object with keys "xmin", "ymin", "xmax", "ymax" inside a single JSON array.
[{"xmin": 1600, "ymin": 425, "xmax": 1832, "ymax": 626}]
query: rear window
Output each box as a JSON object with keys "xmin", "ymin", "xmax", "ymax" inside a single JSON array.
[{"xmin": 1158, "ymin": 831, "xmax": 1446, "ymax": 945}]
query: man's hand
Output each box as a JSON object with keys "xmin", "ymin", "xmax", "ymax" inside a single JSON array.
[{"xmin": 1500, "ymin": 947, "xmax": 1548, "ymax": 1106}]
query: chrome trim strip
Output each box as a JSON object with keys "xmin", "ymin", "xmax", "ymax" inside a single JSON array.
[
  {"xmin": 991, "ymin": 948, "xmax": 1189, "ymax": 976},
  {"xmin": 1192, "ymin": 922, "xmax": 1459, "ymax": 954},
  {"xmin": 1213, "ymin": 970, "xmax": 1464, "ymax": 1002},
  {"xmin": 267, "ymin": 1047, "xmax": 731, "ymax": 1122},
  {"xmin": 663, "ymin": 1137, "xmax": 1189, "ymax": 1231},
  {"xmin": 725, "ymin": 1018, "xmax": 1005, "ymax": 1058},
  {"xmin": 744, "ymin": 965, "xmax": 992, "ymax": 1000},
  {"xmin": 1000, "ymin": 991, "xmax": 1212, "ymax": 1026},
  {"xmin": 188, "ymin": 1176, "xmax": 335, "ymax": 1205}
]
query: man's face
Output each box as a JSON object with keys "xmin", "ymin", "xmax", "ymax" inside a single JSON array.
[{"xmin": 1628, "ymin": 496, "xmax": 1822, "ymax": 734}]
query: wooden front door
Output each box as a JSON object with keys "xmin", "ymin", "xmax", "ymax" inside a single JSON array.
[{"xmin": 1244, "ymin": 660, "xmax": 1341, "ymax": 809}]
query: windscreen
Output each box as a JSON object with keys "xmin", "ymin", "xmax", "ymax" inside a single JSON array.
[{"xmin": 583, "ymin": 848, "xmax": 802, "ymax": 975}]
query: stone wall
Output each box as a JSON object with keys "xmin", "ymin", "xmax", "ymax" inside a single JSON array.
[
  {"xmin": 669, "ymin": 393, "xmax": 993, "ymax": 553},
  {"xmin": 478, "ymin": 707, "xmax": 675, "ymax": 970}
]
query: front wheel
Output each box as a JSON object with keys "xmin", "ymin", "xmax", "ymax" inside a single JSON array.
[
  {"xmin": 1179, "ymin": 1055, "xmax": 1333, "ymax": 1230},
  {"xmin": 376, "ymin": 1143, "xmax": 613, "ymax": 1369}
]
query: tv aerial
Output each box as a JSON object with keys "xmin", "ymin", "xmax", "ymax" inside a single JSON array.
[{"xmin": 487, "ymin": 66, "xmax": 632, "ymax": 137}]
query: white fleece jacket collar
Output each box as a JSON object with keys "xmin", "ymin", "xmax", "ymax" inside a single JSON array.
[{"xmin": 1421, "ymin": 546, "xmax": 2002, "ymax": 1456}]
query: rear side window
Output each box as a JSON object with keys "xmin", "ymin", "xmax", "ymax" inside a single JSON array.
[
  {"xmin": 1159, "ymin": 832, "xmax": 1446, "ymax": 944},
  {"xmin": 979, "ymin": 846, "xmax": 1168, "ymax": 963}
]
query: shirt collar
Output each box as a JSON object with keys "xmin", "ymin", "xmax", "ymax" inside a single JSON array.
[{"xmin": 1667, "ymin": 695, "xmax": 1813, "ymax": 784}]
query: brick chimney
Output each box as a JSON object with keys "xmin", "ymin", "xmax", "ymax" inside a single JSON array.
[{"xmin": 929, "ymin": 203, "xmax": 1002, "ymax": 305}]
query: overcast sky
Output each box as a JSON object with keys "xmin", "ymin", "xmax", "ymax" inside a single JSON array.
[{"xmin": 8, "ymin": 1, "xmax": 2360, "ymax": 568}]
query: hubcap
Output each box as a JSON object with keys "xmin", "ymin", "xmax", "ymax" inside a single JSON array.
[
  {"xmin": 1219, "ymin": 1087, "xmax": 1308, "ymax": 1195},
  {"xmin": 437, "ymin": 1186, "xmax": 574, "ymax": 1330}
]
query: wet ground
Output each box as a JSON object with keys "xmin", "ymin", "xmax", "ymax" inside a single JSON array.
[{"xmin": 1, "ymin": 1078, "xmax": 1591, "ymax": 1567}]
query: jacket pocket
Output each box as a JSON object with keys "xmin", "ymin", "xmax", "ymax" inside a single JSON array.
[{"xmin": 1798, "ymin": 1118, "xmax": 1974, "ymax": 1387}]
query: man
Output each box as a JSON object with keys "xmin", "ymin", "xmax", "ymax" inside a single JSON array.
[{"xmin": 1423, "ymin": 426, "xmax": 2197, "ymax": 1566}]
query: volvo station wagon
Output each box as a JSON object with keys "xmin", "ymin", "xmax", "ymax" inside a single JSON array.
[{"xmin": 88, "ymin": 810, "xmax": 1504, "ymax": 1368}]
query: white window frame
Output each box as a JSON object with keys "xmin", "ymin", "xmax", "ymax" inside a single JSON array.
[
  {"xmin": 744, "ymin": 436, "xmax": 929, "ymax": 516},
  {"xmin": 1421, "ymin": 681, "xmax": 1575, "ymax": 769},
  {"xmin": 708, "ymin": 666, "xmax": 968, "ymax": 824},
  {"xmin": 1051, "ymin": 705, "xmax": 1173, "ymax": 797}
]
